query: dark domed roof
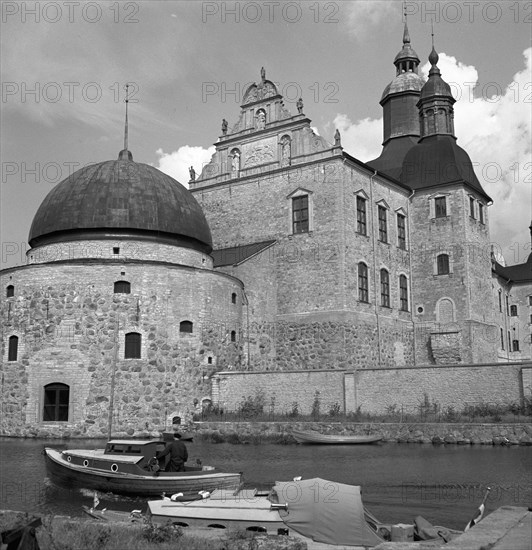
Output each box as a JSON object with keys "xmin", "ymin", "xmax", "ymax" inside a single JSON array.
[
  {"xmin": 400, "ymin": 135, "xmax": 491, "ymax": 201},
  {"xmin": 381, "ymin": 72, "xmax": 425, "ymax": 102},
  {"xmin": 29, "ymin": 154, "xmax": 213, "ymax": 253}
]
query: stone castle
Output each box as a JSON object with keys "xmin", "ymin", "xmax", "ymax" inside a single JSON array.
[{"xmin": 1, "ymin": 25, "xmax": 531, "ymax": 436}]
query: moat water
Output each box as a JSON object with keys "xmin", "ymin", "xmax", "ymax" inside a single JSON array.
[{"xmin": 1, "ymin": 438, "xmax": 530, "ymax": 531}]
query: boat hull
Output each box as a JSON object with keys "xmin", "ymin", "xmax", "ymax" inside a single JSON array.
[
  {"xmin": 44, "ymin": 448, "xmax": 242, "ymax": 497},
  {"xmin": 291, "ymin": 430, "xmax": 382, "ymax": 445}
]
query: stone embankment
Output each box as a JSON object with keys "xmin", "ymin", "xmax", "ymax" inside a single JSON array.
[{"xmin": 193, "ymin": 421, "xmax": 532, "ymax": 445}]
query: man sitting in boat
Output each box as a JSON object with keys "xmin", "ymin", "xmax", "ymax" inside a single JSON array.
[{"xmin": 155, "ymin": 432, "xmax": 188, "ymax": 472}]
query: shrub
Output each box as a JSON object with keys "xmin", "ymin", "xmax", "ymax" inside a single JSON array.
[
  {"xmin": 142, "ymin": 521, "xmax": 182, "ymax": 543},
  {"xmin": 311, "ymin": 391, "xmax": 321, "ymax": 420},
  {"xmin": 328, "ymin": 402, "xmax": 341, "ymax": 418},
  {"xmin": 287, "ymin": 401, "xmax": 299, "ymax": 418}
]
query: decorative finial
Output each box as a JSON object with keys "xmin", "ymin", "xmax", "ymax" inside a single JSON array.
[
  {"xmin": 428, "ymin": 22, "xmax": 439, "ymax": 69},
  {"xmin": 118, "ymin": 83, "xmax": 133, "ymax": 160},
  {"xmin": 334, "ymin": 129, "xmax": 341, "ymax": 147},
  {"xmin": 402, "ymin": 2, "xmax": 410, "ymax": 44},
  {"xmin": 260, "ymin": 66, "xmax": 266, "ymax": 83},
  {"xmin": 221, "ymin": 118, "xmax": 228, "ymax": 136}
]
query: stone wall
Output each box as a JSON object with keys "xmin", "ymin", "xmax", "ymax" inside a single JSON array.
[{"xmin": 213, "ymin": 363, "xmax": 531, "ymax": 416}]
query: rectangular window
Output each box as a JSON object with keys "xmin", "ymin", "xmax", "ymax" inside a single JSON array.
[
  {"xmin": 378, "ymin": 206, "xmax": 387, "ymax": 243},
  {"xmin": 507, "ymin": 331, "xmax": 511, "ymax": 351},
  {"xmin": 529, "ymin": 296, "xmax": 532, "ymax": 306},
  {"xmin": 380, "ymin": 269, "xmax": 390, "ymax": 308},
  {"xmin": 498, "ymin": 291, "xmax": 502, "ymax": 312},
  {"xmin": 469, "ymin": 197, "xmax": 475, "ymax": 218},
  {"xmin": 510, "ymin": 305, "xmax": 518, "ymax": 316},
  {"xmin": 397, "ymin": 214, "xmax": 406, "ymax": 250},
  {"xmin": 506, "ymin": 295, "xmax": 509, "ymax": 316},
  {"xmin": 125, "ymin": 333, "xmax": 142, "ymax": 359},
  {"xmin": 356, "ymin": 197, "xmax": 367, "ymax": 235},
  {"xmin": 399, "ymin": 275, "xmax": 408, "ymax": 311},
  {"xmin": 437, "ymin": 254, "xmax": 450, "ymax": 275},
  {"xmin": 435, "ymin": 197, "xmax": 447, "ymax": 218},
  {"xmin": 358, "ymin": 263, "xmax": 369, "ymax": 303},
  {"xmin": 512, "ymin": 340, "xmax": 520, "ymax": 352},
  {"xmin": 478, "ymin": 203, "xmax": 484, "ymax": 224},
  {"xmin": 500, "ymin": 328, "xmax": 504, "ymax": 350},
  {"xmin": 292, "ymin": 195, "xmax": 309, "ymax": 234}
]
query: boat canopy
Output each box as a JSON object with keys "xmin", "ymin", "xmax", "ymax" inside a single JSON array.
[{"xmin": 272, "ymin": 478, "xmax": 383, "ymax": 547}]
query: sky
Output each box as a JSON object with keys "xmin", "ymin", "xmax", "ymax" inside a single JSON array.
[{"xmin": 1, "ymin": 0, "xmax": 531, "ymax": 269}]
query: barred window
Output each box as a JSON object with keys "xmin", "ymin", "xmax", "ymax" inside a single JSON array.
[
  {"xmin": 114, "ymin": 281, "xmax": 131, "ymax": 294},
  {"xmin": 399, "ymin": 275, "xmax": 408, "ymax": 311},
  {"xmin": 378, "ymin": 206, "xmax": 387, "ymax": 243},
  {"xmin": 358, "ymin": 262, "xmax": 369, "ymax": 303},
  {"xmin": 292, "ymin": 195, "xmax": 309, "ymax": 234},
  {"xmin": 437, "ymin": 254, "xmax": 450, "ymax": 275},
  {"xmin": 397, "ymin": 213, "xmax": 406, "ymax": 250},
  {"xmin": 380, "ymin": 269, "xmax": 390, "ymax": 308},
  {"xmin": 125, "ymin": 332, "xmax": 141, "ymax": 359},
  {"xmin": 356, "ymin": 196, "xmax": 367, "ymax": 235},
  {"xmin": 435, "ymin": 197, "xmax": 447, "ymax": 218}
]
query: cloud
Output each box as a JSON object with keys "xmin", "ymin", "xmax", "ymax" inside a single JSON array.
[
  {"xmin": 155, "ymin": 145, "xmax": 216, "ymax": 186},
  {"xmin": 330, "ymin": 48, "xmax": 532, "ymax": 264},
  {"xmin": 345, "ymin": 1, "xmax": 399, "ymax": 40}
]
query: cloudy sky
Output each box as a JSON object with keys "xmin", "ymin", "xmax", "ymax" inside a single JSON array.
[{"xmin": 1, "ymin": 0, "xmax": 531, "ymax": 269}]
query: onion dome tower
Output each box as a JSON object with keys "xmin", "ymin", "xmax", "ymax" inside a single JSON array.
[
  {"xmin": 367, "ymin": 21, "xmax": 425, "ymax": 180},
  {"xmin": 400, "ymin": 42, "xmax": 491, "ymax": 201}
]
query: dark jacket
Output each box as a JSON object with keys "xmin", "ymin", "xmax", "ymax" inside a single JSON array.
[{"xmin": 157, "ymin": 439, "xmax": 188, "ymax": 472}]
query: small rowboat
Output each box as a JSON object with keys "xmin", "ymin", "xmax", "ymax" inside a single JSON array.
[
  {"xmin": 44, "ymin": 439, "xmax": 242, "ymax": 497},
  {"xmin": 291, "ymin": 429, "xmax": 382, "ymax": 445}
]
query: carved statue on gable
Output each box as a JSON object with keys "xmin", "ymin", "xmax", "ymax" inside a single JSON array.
[
  {"xmin": 296, "ymin": 97, "xmax": 303, "ymax": 114},
  {"xmin": 188, "ymin": 166, "xmax": 196, "ymax": 181},
  {"xmin": 280, "ymin": 136, "xmax": 291, "ymax": 167},
  {"xmin": 334, "ymin": 129, "xmax": 341, "ymax": 147},
  {"xmin": 260, "ymin": 66, "xmax": 266, "ymax": 83},
  {"xmin": 231, "ymin": 149, "xmax": 241, "ymax": 173},
  {"xmin": 256, "ymin": 110, "xmax": 266, "ymax": 130},
  {"xmin": 221, "ymin": 118, "xmax": 228, "ymax": 135}
]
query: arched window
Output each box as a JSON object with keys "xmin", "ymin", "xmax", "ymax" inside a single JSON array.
[
  {"xmin": 380, "ymin": 269, "xmax": 390, "ymax": 308},
  {"xmin": 43, "ymin": 383, "xmax": 69, "ymax": 422},
  {"xmin": 399, "ymin": 275, "xmax": 408, "ymax": 311},
  {"xmin": 437, "ymin": 254, "xmax": 450, "ymax": 275},
  {"xmin": 8, "ymin": 335, "xmax": 18, "ymax": 361},
  {"xmin": 114, "ymin": 281, "xmax": 131, "ymax": 294},
  {"xmin": 6, "ymin": 285, "xmax": 14, "ymax": 298},
  {"xmin": 358, "ymin": 262, "xmax": 369, "ymax": 303},
  {"xmin": 231, "ymin": 293, "xmax": 237, "ymax": 304},
  {"xmin": 125, "ymin": 332, "xmax": 141, "ymax": 358},
  {"xmin": 180, "ymin": 321, "xmax": 193, "ymax": 334},
  {"xmin": 512, "ymin": 340, "xmax": 520, "ymax": 352},
  {"xmin": 230, "ymin": 330, "xmax": 236, "ymax": 342}
]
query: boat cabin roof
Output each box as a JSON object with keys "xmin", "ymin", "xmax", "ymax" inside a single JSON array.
[
  {"xmin": 104, "ymin": 440, "xmax": 165, "ymax": 457},
  {"xmin": 107, "ymin": 440, "xmax": 160, "ymax": 446}
]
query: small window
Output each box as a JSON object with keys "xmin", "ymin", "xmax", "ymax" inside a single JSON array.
[
  {"xmin": 43, "ymin": 383, "xmax": 69, "ymax": 422},
  {"xmin": 529, "ymin": 296, "xmax": 532, "ymax": 306},
  {"xmin": 507, "ymin": 331, "xmax": 511, "ymax": 351},
  {"xmin": 378, "ymin": 206, "xmax": 387, "ymax": 243},
  {"xmin": 113, "ymin": 247, "xmax": 120, "ymax": 255},
  {"xmin": 498, "ymin": 290, "xmax": 502, "ymax": 312},
  {"xmin": 207, "ymin": 357, "xmax": 213, "ymax": 365},
  {"xmin": 380, "ymin": 269, "xmax": 390, "ymax": 308},
  {"xmin": 510, "ymin": 305, "xmax": 517, "ymax": 317},
  {"xmin": 397, "ymin": 214, "xmax": 406, "ymax": 250},
  {"xmin": 399, "ymin": 275, "xmax": 408, "ymax": 312},
  {"xmin": 435, "ymin": 197, "xmax": 447, "ymax": 218},
  {"xmin": 512, "ymin": 340, "xmax": 520, "ymax": 352},
  {"xmin": 478, "ymin": 203, "xmax": 484, "ymax": 224},
  {"xmin": 500, "ymin": 328, "xmax": 504, "ymax": 350},
  {"xmin": 437, "ymin": 254, "xmax": 450, "ymax": 275},
  {"xmin": 292, "ymin": 195, "xmax": 309, "ymax": 234},
  {"xmin": 356, "ymin": 197, "xmax": 367, "ymax": 235},
  {"xmin": 469, "ymin": 197, "xmax": 475, "ymax": 218},
  {"xmin": 125, "ymin": 332, "xmax": 141, "ymax": 359},
  {"xmin": 8, "ymin": 335, "xmax": 18, "ymax": 361},
  {"xmin": 506, "ymin": 295, "xmax": 510, "ymax": 316},
  {"xmin": 114, "ymin": 281, "xmax": 131, "ymax": 294},
  {"xmin": 530, "ymin": 314, "xmax": 532, "ymax": 324},
  {"xmin": 230, "ymin": 330, "xmax": 236, "ymax": 342},
  {"xmin": 231, "ymin": 293, "xmax": 237, "ymax": 304},
  {"xmin": 358, "ymin": 262, "xmax": 369, "ymax": 303},
  {"xmin": 180, "ymin": 321, "xmax": 193, "ymax": 334},
  {"xmin": 6, "ymin": 285, "xmax": 14, "ymax": 298}
]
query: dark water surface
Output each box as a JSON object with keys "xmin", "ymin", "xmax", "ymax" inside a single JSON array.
[{"xmin": 1, "ymin": 438, "xmax": 530, "ymax": 530}]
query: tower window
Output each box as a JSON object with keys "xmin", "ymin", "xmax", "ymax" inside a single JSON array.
[
  {"xmin": 469, "ymin": 197, "xmax": 475, "ymax": 218},
  {"xmin": 113, "ymin": 247, "xmax": 120, "ymax": 255},
  {"xmin": 378, "ymin": 206, "xmax": 387, "ymax": 243},
  {"xmin": 43, "ymin": 383, "xmax": 69, "ymax": 422},
  {"xmin": 478, "ymin": 203, "xmax": 484, "ymax": 224},
  {"xmin": 292, "ymin": 195, "xmax": 309, "ymax": 234},
  {"xmin": 435, "ymin": 197, "xmax": 447, "ymax": 218},
  {"xmin": 397, "ymin": 213, "xmax": 406, "ymax": 250},
  {"xmin": 399, "ymin": 275, "xmax": 408, "ymax": 312},
  {"xmin": 6, "ymin": 285, "xmax": 14, "ymax": 298},
  {"xmin": 380, "ymin": 269, "xmax": 390, "ymax": 308},
  {"xmin": 498, "ymin": 290, "xmax": 502, "ymax": 312},
  {"xmin": 510, "ymin": 305, "xmax": 517, "ymax": 316},
  {"xmin": 358, "ymin": 262, "xmax": 369, "ymax": 303},
  {"xmin": 180, "ymin": 321, "xmax": 193, "ymax": 334},
  {"xmin": 356, "ymin": 197, "xmax": 367, "ymax": 235},
  {"xmin": 230, "ymin": 330, "xmax": 236, "ymax": 342},
  {"xmin": 114, "ymin": 281, "xmax": 131, "ymax": 294},
  {"xmin": 512, "ymin": 340, "xmax": 520, "ymax": 352},
  {"xmin": 8, "ymin": 335, "xmax": 18, "ymax": 361},
  {"xmin": 125, "ymin": 332, "xmax": 141, "ymax": 359},
  {"xmin": 231, "ymin": 293, "xmax": 237, "ymax": 304},
  {"xmin": 500, "ymin": 328, "xmax": 504, "ymax": 350},
  {"xmin": 529, "ymin": 296, "xmax": 532, "ymax": 306},
  {"xmin": 436, "ymin": 254, "xmax": 450, "ymax": 275}
]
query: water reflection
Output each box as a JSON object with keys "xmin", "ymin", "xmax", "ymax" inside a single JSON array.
[{"xmin": 1, "ymin": 438, "xmax": 530, "ymax": 530}]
